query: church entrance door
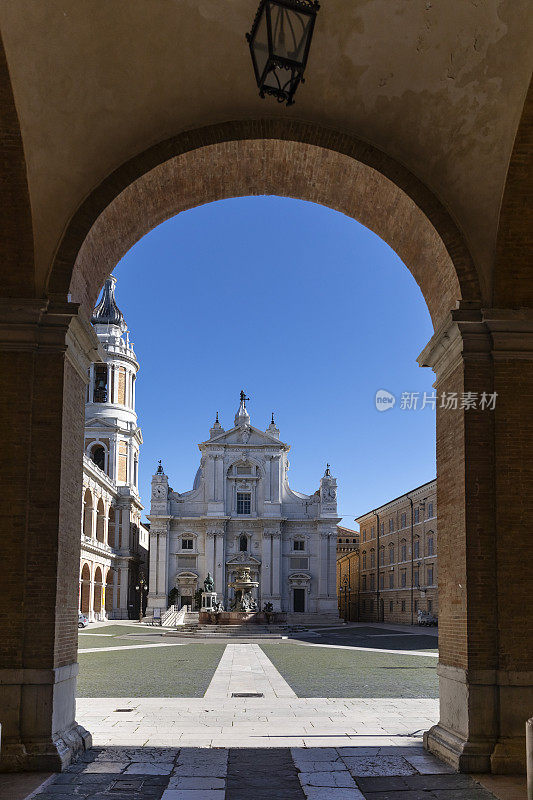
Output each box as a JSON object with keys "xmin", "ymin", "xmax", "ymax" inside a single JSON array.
[
  {"xmin": 293, "ymin": 588, "xmax": 305, "ymax": 613},
  {"xmin": 180, "ymin": 595, "xmax": 192, "ymax": 610}
]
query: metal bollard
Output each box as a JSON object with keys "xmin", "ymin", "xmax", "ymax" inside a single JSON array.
[{"xmin": 526, "ymin": 717, "xmax": 533, "ymax": 800}]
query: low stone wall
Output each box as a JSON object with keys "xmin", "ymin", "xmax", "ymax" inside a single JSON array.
[{"xmin": 198, "ymin": 611, "xmax": 286, "ymax": 625}]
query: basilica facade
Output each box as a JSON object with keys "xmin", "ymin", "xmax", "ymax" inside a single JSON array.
[
  {"xmin": 147, "ymin": 394, "xmax": 340, "ymax": 621},
  {"xmin": 79, "ymin": 277, "xmax": 148, "ymax": 621}
]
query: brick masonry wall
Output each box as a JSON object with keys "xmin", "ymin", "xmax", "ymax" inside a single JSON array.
[{"xmin": 494, "ymin": 358, "xmax": 533, "ymax": 672}]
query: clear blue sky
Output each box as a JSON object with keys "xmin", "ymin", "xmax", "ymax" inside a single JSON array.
[{"xmin": 112, "ymin": 196, "xmax": 436, "ymax": 528}]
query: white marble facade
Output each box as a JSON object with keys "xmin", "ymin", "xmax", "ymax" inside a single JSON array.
[{"xmin": 147, "ymin": 393, "xmax": 340, "ymax": 621}]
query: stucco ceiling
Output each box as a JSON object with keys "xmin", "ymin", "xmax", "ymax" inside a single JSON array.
[{"xmin": 0, "ymin": 0, "xmax": 531, "ymax": 295}]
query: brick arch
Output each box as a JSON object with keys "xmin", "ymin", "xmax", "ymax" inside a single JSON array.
[{"xmin": 48, "ymin": 120, "xmax": 481, "ymax": 331}]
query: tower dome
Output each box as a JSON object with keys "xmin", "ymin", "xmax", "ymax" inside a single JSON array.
[{"xmin": 92, "ymin": 276, "xmax": 125, "ymax": 328}]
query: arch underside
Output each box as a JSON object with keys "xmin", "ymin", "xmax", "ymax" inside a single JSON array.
[{"xmin": 50, "ymin": 122, "xmax": 479, "ymax": 331}]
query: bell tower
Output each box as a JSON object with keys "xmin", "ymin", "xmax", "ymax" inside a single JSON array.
[{"xmin": 84, "ymin": 275, "xmax": 142, "ymax": 490}]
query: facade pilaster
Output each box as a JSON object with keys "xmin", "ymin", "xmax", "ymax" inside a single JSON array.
[
  {"xmin": 271, "ymin": 531, "xmax": 282, "ymax": 610},
  {"xmin": 205, "ymin": 530, "xmax": 216, "ymax": 586},
  {"xmin": 146, "ymin": 516, "xmax": 171, "ymax": 613},
  {"xmin": 214, "ymin": 529, "xmax": 226, "ymax": 603}
]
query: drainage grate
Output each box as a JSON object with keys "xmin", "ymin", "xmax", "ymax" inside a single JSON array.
[
  {"xmin": 231, "ymin": 692, "xmax": 264, "ymax": 698},
  {"xmin": 113, "ymin": 708, "xmax": 134, "ymax": 712}
]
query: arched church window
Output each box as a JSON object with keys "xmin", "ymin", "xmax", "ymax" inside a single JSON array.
[
  {"xmin": 239, "ymin": 535, "xmax": 248, "ymax": 552},
  {"xmin": 91, "ymin": 445, "xmax": 106, "ymax": 472}
]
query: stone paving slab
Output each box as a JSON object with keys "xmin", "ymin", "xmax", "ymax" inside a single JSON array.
[{"xmin": 33, "ymin": 745, "xmax": 504, "ymax": 800}]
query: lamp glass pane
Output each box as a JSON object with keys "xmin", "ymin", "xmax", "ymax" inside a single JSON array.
[
  {"xmin": 252, "ymin": 9, "xmax": 270, "ymax": 80},
  {"xmin": 269, "ymin": 3, "xmax": 312, "ymax": 62},
  {"xmin": 263, "ymin": 64, "xmax": 294, "ymax": 93}
]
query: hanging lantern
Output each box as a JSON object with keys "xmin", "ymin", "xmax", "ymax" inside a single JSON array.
[{"xmin": 246, "ymin": 0, "xmax": 320, "ymax": 106}]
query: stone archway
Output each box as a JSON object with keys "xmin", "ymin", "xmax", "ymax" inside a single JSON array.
[
  {"xmin": 1, "ymin": 118, "xmax": 531, "ymax": 776},
  {"xmin": 48, "ymin": 122, "xmax": 477, "ymax": 329}
]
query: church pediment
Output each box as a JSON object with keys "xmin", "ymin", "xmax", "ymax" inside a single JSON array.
[
  {"xmin": 226, "ymin": 553, "xmax": 261, "ymax": 566},
  {"xmin": 203, "ymin": 424, "xmax": 287, "ymax": 448}
]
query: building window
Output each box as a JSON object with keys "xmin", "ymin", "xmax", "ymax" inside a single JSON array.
[
  {"xmin": 414, "ymin": 507, "xmax": 420, "ymax": 523},
  {"xmin": 293, "ymin": 540, "xmax": 305, "ymax": 551},
  {"xmin": 93, "ymin": 364, "xmax": 108, "ymax": 403},
  {"xmin": 414, "ymin": 538, "xmax": 420, "ymax": 558},
  {"xmin": 427, "ymin": 599, "xmax": 433, "ymax": 613},
  {"xmin": 370, "ymin": 550, "xmax": 375, "ymax": 568},
  {"xmin": 401, "ymin": 570, "xmax": 406, "ymax": 588},
  {"xmin": 362, "ymin": 553, "xmax": 367, "ymax": 570},
  {"xmin": 389, "ymin": 600, "xmax": 393, "ymax": 612},
  {"xmin": 379, "ymin": 546, "xmax": 384, "ymax": 565},
  {"xmin": 389, "ymin": 518, "xmax": 394, "ymax": 532},
  {"xmin": 182, "ymin": 538, "xmax": 193, "ymax": 550},
  {"xmin": 427, "ymin": 502, "xmax": 434, "ymax": 518},
  {"xmin": 389, "ymin": 572, "xmax": 394, "ymax": 589},
  {"xmin": 427, "ymin": 535, "xmax": 434, "ymax": 556},
  {"xmin": 362, "ymin": 575, "xmax": 367, "ymax": 591},
  {"xmin": 371, "ymin": 526, "xmax": 375, "ymax": 538},
  {"xmin": 401, "ymin": 540, "xmax": 407, "ymax": 561},
  {"xmin": 379, "ymin": 573, "xmax": 384, "ymax": 589},
  {"xmin": 414, "ymin": 568, "xmax": 420, "ymax": 587},
  {"xmin": 239, "ymin": 534, "xmax": 248, "ymax": 552},
  {"xmin": 389, "ymin": 543, "xmax": 394, "ymax": 564},
  {"xmin": 362, "ymin": 529, "xmax": 366, "ymax": 542},
  {"xmin": 401, "ymin": 512, "xmax": 406, "ymax": 528},
  {"xmin": 362, "ymin": 600, "xmax": 366, "ymax": 611},
  {"xmin": 380, "ymin": 522, "xmax": 384, "ymax": 535},
  {"xmin": 91, "ymin": 444, "xmax": 106, "ymax": 472},
  {"xmin": 427, "ymin": 566, "xmax": 434, "ymax": 585},
  {"xmin": 237, "ymin": 492, "xmax": 251, "ymax": 514},
  {"xmin": 370, "ymin": 574, "xmax": 375, "ymax": 590},
  {"xmin": 414, "ymin": 599, "xmax": 419, "ymax": 612},
  {"xmin": 401, "ymin": 599, "xmax": 406, "ymax": 612}
]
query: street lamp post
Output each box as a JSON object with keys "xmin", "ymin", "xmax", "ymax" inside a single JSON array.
[
  {"xmin": 342, "ymin": 575, "xmax": 350, "ymax": 623},
  {"xmin": 135, "ymin": 574, "xmax": 147, "ymax": 623}
]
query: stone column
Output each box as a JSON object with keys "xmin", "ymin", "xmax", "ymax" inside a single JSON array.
[
  {"xmin": 318, "ymin": 530, "xmax": 329, "ymax": 598},
  {"xmin": 120, "ymin": 507, "xmax": 130, "ymax": 552},
  {"xmin": 214, "ymin": 530, "xmax": 226, "ymax": 604},
  {"xmin": 419, "ymin": 307, "xmax": 533, "ymax": 774},
  {"xmin": 88, "ymin": 571, "xmax": 95, "ymax": 621},
  {"xmin": 271, "ymin": 532, "xmax": 282, "ymax": 610},
  {"xmin": 271, "ymin": 458, "xmax": 280, "ymax": 503},
  {"xmin": 112, "ymin": 568, "xmax": 120, "ymax": 614},
  {"xmin": 205, "ymin": 530, "xmax": 216, "ymax": 585},
  {"xmin": 118, "ymin": 564, "xmax": 129, "ymax": 616},
  {"xmin": 0, "ymin": 302, "xmax": 101, "ymax": 770},
  {"xmin": 146, "ymin": 517, "xmax": 170, "ymax": 614},
  {"xmin": 261, "ymin": 530, "xmax": 273, "ymax": 604}
]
